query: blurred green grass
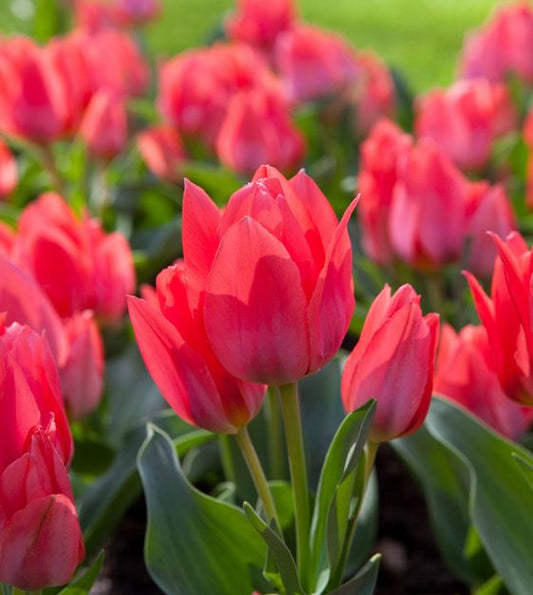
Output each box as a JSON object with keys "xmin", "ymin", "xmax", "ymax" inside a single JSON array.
[{"xmin": 1, "ymin": 0, "xmax": 509, "ymax": 91}]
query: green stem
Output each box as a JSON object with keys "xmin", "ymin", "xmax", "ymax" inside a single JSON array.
[
  {"xmin": 424, "ymin": 274, "xmax": 445, "ymax": 317},
  {"xmin": 265, "ymin": 388, "xmax": 284, "ymax": 480},
  {"xmin": 38, "ymin": 144, "xmax": 65, "ymax": 195},
  {"xmin": 218, "ymin": 434, "xmax": 236, "ymax": 484},
  {"xmin": 235, "ymin": 426, "xmax": 279, "ymax": 526},
  {"xmin": 278, "ymin": 382, "xmax": 311, "ymax": 584}
]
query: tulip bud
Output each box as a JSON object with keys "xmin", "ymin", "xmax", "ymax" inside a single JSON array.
[
  {"xmin": 342, "ymin": 284, "xmax": 439, "ymax": 443},
  {"xmin": 137, "ymin": 124, "xmax": 185, "ymax": 182},
  {"xmin": 0, "ymin": 139, "xmax": 17, "ymax": 199},
  {"xmin": 435, "ymin": 324, "xmax": 532, "ymax": 440}
]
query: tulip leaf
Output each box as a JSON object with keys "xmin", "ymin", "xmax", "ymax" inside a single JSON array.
[
  {"xmin": 137, "ymin": 424, "xmax": 268, "ymax": 595},
  {"xmin": 327, "ymin": 554, "xmax": 381, "ymax": 595},
  {"xmin": 56, "ymin": 551, "xmax": 104, "ymax": 594},
  {"xmin": 473, "ymin": 575, "xmax": 506, "ymax": 595},
  {"xmin": 244, "ymin": 502, "xmax": 305, "ymax": 595},
  {"xmin": 513, "ymin": 454, "xmax": 533, "ymax": 492},
  {"xmin": 309, "ymin": 400, "xmax": 376, "ymax": 592}
]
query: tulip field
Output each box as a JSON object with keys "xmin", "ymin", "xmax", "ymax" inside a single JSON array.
[{"xmin": 3, "ymin": 0, "xmax": 533, "ymax": 594}]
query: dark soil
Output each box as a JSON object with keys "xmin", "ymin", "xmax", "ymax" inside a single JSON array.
[{"xmin": 92, "ymin": 444, "xmax": 468, "ymax": 594}]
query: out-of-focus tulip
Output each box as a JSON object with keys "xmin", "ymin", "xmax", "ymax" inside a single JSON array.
[
  {"xmin": 216, "ymin": 88, "xmax": 305, "ymax": 175},
  {"xmin": 0, "ymin": 427, "xmax": 84, "ymax": 589},
  {"xmin": 523, "ymin": 110, "xmax": 533, "ymax": 210},
  {"xmin": 13, "ymin": 192, "xmax": 135, "ymax": 321},
  {"xmin": 358, "ymin": 119, "xmax": 412, "ymax": 264},
  {"xmin": 465, "ymin": 231, "xmax": 533, "ymax": 404},
  {"xmin": 274, "ymin": 24, "xmax": 358, "ymax": 104},
  {"xmin": 128, "ymin": 260, "xmax": 266, "ymax": 433},
  {"xmin": 74, "ymin": 0, "xmax": 116, "ymax": 32},
  {"xmin": 460, "ymin": 3, "xmax": 533, "ymax": 83},
  {"xmin": 137, "ymin": 124, "xmax": 185, "ymax": 182},
  {"xmin": 59, "ymin": 311, "xmax": 104, "ymax": 419},
  {"xmin": 389, "ymin": 139, "xmax": 467, "ymax": 269},
  {"xmin": 225, "ymin": 0, "xmax": 296, "ymax": 52},
  {"xmin": 0, "ymin": 38, "xmax": 67, "ymax": 143},
  {"xmin": 465, "ymin": 182, "xmax": 516, "ymax": 278},
  {"xmin": 0, "ymin": 322, "xmax": 73, "ymax": 469},
  {"xmin": 158, "ymin": 43, "xmax": 281, "ymax": 146},
  {"xmin": 194, "ymin": 165, "xmax": 357, "ymax": 385},
  {"xmin": 79, "ymin": 90, "xmax": 128, "ymax": 160},
  {"xmin": 416, "ymin": 79, "xmax": 516, "ymax": 170},
  {"xmin": 342, "ymin": 284, "xmax": 439, "ymax": 443},
  {"xmin": 435, "ymin": 324, "xmax": 532, "ymax": 440},
  {"xmin": 113, "ymin": 0, "xmax": 161, "ymax": 27},
  {"xmin": 75, "ymin": 0, "xmax": 160, "ymax": 29},
  {"xmin": 0, "ymin": 223, "xmax": 15, "ymax": 256},
  {"xmin": 0, "ymin": 139, "xmax": 17, "ymax": 199}
]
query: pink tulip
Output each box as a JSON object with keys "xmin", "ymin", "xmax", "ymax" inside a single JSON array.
[
  {"xmin": 79, "ymin": 90, "xmax": 128, "ymax": 160},
  {"xmin": 274, "ymin": 24, "xmax": 359, "ymax": 104},
  {"xmin": 13, "ymin": 192, "xmax": 135, "ymax": 321},
  {"xmin": 523, "ymin": 110, "xmax": 533, "ymax": 209},
  {"xmin": 389, "ymin": 139, "xmax": 468, "ymax": 269},
  {"xmin": 128, "ymin": 259, "xmax": 266, "ymax": 433},
  {"xmin": 435, "ymin": 324, "xmax": 532, "ymax": 440},
  {"xmin": 0, "ymin": 427, "xmax": 84, "ymax": 589},
  {"xmin": 0, "ymin": 223, "xmax": 16, "ymax": 256},
  {"xmin": 195, "ymin": 165, "xmax": 356, "ymax": 384},
  {"xmin": 0, "ymin": 139, "xmax": 17, "ymax": 199},
  {"xmin": 112, "ymin": 0, "xmax": 161, "ymax": 27},
  {"xmin": 59, "ymin": 311, "xmax": 104, "ymax": 419},
  {"xmin": 216, "ymin": 88, "xmax": 305, "ymax": 175},
  {"xmin": 342, "ymin": 284, "xmax": 439, "ymax": 443},
  {"xmin": 225, "ymin": 0, "xmax": 296, "ymax": 52},
  {"xmin": 416, "ymin": 79, "xmax": 516, "ymax": 170},
  {"xmin": 358, "ymin": 119, "xmax": 412, "ymax": 264},
  {"xmin": 137, "ymin": 124, "xmax": 185, "ymax": 182}
]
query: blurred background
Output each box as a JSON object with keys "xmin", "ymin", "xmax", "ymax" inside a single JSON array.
[{"xmin": 0, "ymin": 0, "xmax": 509, "ymax": 91}]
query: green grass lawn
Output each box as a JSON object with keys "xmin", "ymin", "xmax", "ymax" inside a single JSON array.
[{"xmin": 1, "ymin": 0, "xmax": 508, "ymax": 91}]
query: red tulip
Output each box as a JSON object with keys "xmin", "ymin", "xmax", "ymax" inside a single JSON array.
[
  {"xmin": 465, "ymin": 231, "xmax": 533, "ymax": 404},
  {"xmin": 416, "ymin": 79, "xmax": 516, "ymax": 170},
  {"xmin": 0, "ymin": 427, "xmax": 84, "ymax": 589},
  {"xmin": 389, "ymin": 139, "xmax": 468, "ymax": 269},
  {"xmin": 79, "ymin": 90, "xmax": 128, "ymax": 160},
  {"xmin": 225, "ymin": 0, "xmax": 296, "ymax": 52},
  {"xmin": 0, "ymin": 223, "xmax": 16, "ymax": 256},
  {"xmin": 59, "ymin": 311, "xmax": 104, "ymax": 419},
  {"xmin": 0, "ymin": 139, "xmax": 17, "ymax": 199},
  {"xmin": 358, "ymin": 119, "xmax": 412, "ymax": 265},
  {"xmin": 342, "ymin": 284, "xmax": 439, "ymax": 443},
  {"xmin": 128, "ymin": 260, "xmax": 266, "ymax": 433},
  {"xmin": 112, "ymin": 0, "xmax": 161, "ymax": 27},
  {"xmin": 435, "ymin": 324, "xmax": 532, "ymax": 440},
  {"xmin": 216, "ymin": 88, "xmax": 305, "ymax": 175},
  {"xmin": 274, "ymin": 24, "xmax": 359, "ymax": 104},
  {"xmin": 137, "ymin": 124, "xmax": 185, "ymax": 182},
  {"xmin": 195, "ymin": 165, "xmax": 356, "ymax": 384},
  {"xmin": 14, "ymin": 192, "xmax": 135, "ymax": 321}
]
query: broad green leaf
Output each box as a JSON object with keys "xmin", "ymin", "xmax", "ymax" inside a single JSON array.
[
  {"xmin": 327, "ymin": 554, "xmax": 381, "ymax": 595},
  {"xmin": 270, "ymin": 480, "xmax": 295, "ymax": 531},
  {"xmin": 244, "ymin": 503, "xmax": 305, "ymax": 595},
  {"xmin": 56, "ymin": 552, "xmax": 104, "ymax": 595},
  {"xmin": 137, "ymin": 425, "xmax": 268, "ymax": 595},
  {"xmin": 424, "ymin": 398, "xmax": 533, "ymax": 595},
  {"xmin": 309, "ymin": 401, "xmax": 376, "ymax": 591},
  {"xmin": 514, "ymin": 454, "xmax": 533, "ymax": 492},
  {"xmin": 474, "ymin": 575, "xmax": 507, "ymax": 595}
]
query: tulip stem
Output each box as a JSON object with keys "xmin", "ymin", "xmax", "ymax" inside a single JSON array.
[
  {"xmin": 38, "ymin": 144, "xmax": 65, "ymax": 196},
  {"xmin": 278, "ymin": 382, "xmax": 311, "ymax": 585},
  {"xmin": 266, "ymin": 388, "xmax": 285, "ymax": 479},
  {"xmin": 235, "ymin": 425, "xmax": 279, "ymax": 526}
]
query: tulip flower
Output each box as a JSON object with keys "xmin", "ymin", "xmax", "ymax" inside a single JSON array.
[
  {"xmin": 0, "ymin": 223, "xmax": 15, "ymax": 256},
  {"xmin": 274, "ymin": 24, "xmax": 359, "ymax": 104},
  {"xmin": 342, "ymin": 284, "xmax": 439, "ymax": 443},
  {"xmin": 0, "ymin": 139, "xmax": 17, "ymax": 199},
  {"xmin": 13, "ymin": 192, "xmax": 135, "ymax": 321},
  {"xmin": 188, "ymin": 165, "xmax": 357, "ymax": 385},
  {"xmin": 113, "ymin": 0, "xmax": 161, "ymax": 27},
  {"xmin": 216, "ymin": 88, "xmax": 305, "ymax": 175},
  {"xmin": 0, "ymin": 427, "xmax": 84, "ymax": 589},
  {"xmin": 128, "ymin": 259, "xmax": 266, "ymax": 433},
  {"xmin": 416, "ymin": 79, "xmax": 516, "ymax": 170},
  {"xmin": 465, "ymin": 232, "xmax": 533, "ymax": 404},
  {"xmin": 79, "ymin": 90, "xmax": 128, "ymax": 161},
  {"xmin": 137, "ymin": 124, "xmax": 186, "ymax": 182},
  {"xmin": 225, "ymin": 0, "xmax": 296, "ymax": 52},
  {"xmin": 358, "ymin": 119, "xmax": 412, "ymax": 265},
  {"xmin": 435, "ymin": 324, "xmax": 532, "ymax": 440}
]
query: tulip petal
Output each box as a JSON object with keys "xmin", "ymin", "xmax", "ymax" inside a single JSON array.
[
  {"xmin": 205, "ymin": 217, "xmax": 310, "ymax": 384},
  {"xmin": 127, "ymin": 296, "xmax": 236, "ymax": 433}
]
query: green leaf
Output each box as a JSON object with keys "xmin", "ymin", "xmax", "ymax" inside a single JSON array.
[
  {"xmin": 514, "ymin": 454, "xmax": 533, "ymax": 492},
  {"xmin": 56, "ymin": 551, "xmax": 104, "ymax": 594},
  {"xmin": 244, "ymin": 502, "xmax": 305, "ymax": 595},
  {"xmin": 270, "ymin": 480, "xmax": 295, "ymax": 531},
  {"xmin": 309, "ymin": 401, "xmax": 376, "ymax": 591},
  {"xmin": 474, "ymin": 575, "xmax": 507, "ymax": 595},
  {"xmin": 137, "ymin": 424, "xmax": 268, "ymax": 595},
  {"xmin": 424, "ymin": 397, "xmax": 533, "ymax": 594},
  {"xmin": 327, "ymin": 554, "xmax": 381, "ymax": 595}
]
